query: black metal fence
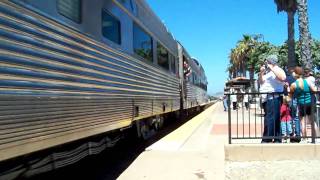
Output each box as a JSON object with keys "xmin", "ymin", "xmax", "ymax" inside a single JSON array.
[{"xmin": 225, "ymin": 92, "xmax": 320, "ymax": 144}]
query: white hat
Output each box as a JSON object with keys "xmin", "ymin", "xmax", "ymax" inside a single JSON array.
[{"xmin": 266, "ymin": 55, "xmax": 278, "ymax": 65}]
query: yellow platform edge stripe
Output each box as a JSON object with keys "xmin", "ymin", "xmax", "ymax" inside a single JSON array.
[{"xmin": 157, "ymin": 103, "xmax": 218, "ymax": 143}]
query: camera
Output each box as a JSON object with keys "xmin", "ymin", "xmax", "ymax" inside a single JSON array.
[{"xmin": 264, "ymin": 62, "xmax": 270, "ymax": 72}]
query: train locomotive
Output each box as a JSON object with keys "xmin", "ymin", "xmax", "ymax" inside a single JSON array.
[{"xmin": 0, "ymin": 0, "xmax": 209, "ymax": 176}]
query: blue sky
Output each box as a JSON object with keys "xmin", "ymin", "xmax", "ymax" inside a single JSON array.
[{"xmin": 146, "ymin": 0, "xmax": 320, "ymax": 95}]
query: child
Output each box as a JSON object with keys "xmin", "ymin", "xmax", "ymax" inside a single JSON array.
[{"xmin": 280, "ymin": 96, "xmax": 293, "ymax": 143}]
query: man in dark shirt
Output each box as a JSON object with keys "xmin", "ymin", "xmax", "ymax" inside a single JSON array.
[{"xmin": 286, "ymin": 67, "xmax": 301, "ymax": 142}]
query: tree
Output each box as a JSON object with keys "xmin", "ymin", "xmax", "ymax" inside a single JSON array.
[
  {"xmin": 229, "ymin": 35, "xmax": 256, "ymax": 78},
  {"xmin": 274, "ymin": 38, "xmax": 320, "ymax": 72},
  {"xmin": 227, "ymin": 35, "xmax": 266, "ymax": 91},
  {"xmin": 229, "ymin": 47, "xmax": 245, "ymax": 77},
  {"xmin": 296, "ymin": 0, "xmax": 313, "ymax": 70},
  {"xmin": 248, "ymin": 42, "xmax": 278, "ymax": 73},
  {"xmin": 274, "ymin": 0, "xmax": 297, "ymax": 68},
  {"xmin": 246, "ymin": 41, "xmax": 278, "ymax": 92},
  {"xmin": 228, "ymin": 49, "xmax": 238, "ymax": 78},
  {"xmin": 311, "ymin": 39, "xmax": 320, "ymax": 71},
  {"xmin": 296, "ymin": 38, "xmax": 320, "ymax": 70},
  {"xmin": 226, "ymin": 62, "xmax": 236, "ymax": 79}
]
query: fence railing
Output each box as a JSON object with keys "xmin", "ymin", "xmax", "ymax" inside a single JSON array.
[{"xmin": 225, "ymin": 92, "xmax": 320, "ymax": 144}]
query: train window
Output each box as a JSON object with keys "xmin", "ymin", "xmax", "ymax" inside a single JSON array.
[
  {"xmin": 57, "ymin": 0, "xmax": 81, "ymax": 23},
  {"xmin": 175, "ymin": 58, "xmax": 179, "ymax": 76},
  {"xmin": 133, "ymin": 23, "xmax": 153, "ymax": 62},
  {"xmin": 157, "ymin": 43, "xmax": 169, "ymax": 70},
  {"xmin": 102, "ymin": 10, "xmax": 121, "ymax": 44},
  {"xmin": 188, "ymin": 72, "xmax": 193, "ymax": 83},
  {"xmin": 171, "ymin": 55, "xmax": 176, "ymax": 74},
  {"xmin": 193, "ymin": 72, "xmax": 199, "ymax": 85}
]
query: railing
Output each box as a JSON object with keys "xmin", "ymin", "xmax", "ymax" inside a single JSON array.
[{"xmin": 225, "ymin": 92, "xmax": 320, "ymax": 144}]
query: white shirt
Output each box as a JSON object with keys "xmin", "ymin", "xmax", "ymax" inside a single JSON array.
[
  {"xmin": 231, "ymin": 94, "xmax": 237, "ymax": 102},
  {"xmin": 262, "ymin": 70, "xmax": 284, "ymax": 93},
  {"xmin": 243, "ymin": 94, "xmax": 249, "ymax": 102},
  {"xmin": 306, "ymin": 76, "xmax": 315, "ymax": 87},
  {"xmin": 259, "ymin": 81, "xmax": 268, "ymax": 103}
]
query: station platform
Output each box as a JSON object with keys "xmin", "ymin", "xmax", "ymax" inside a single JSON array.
[
  {"xmin": 118, "ymin": 102, "xmax": 227, "ymax": 180},
  {"xmin": 117, "ymin": 101, "xmax": 320, "ymax": 180}
]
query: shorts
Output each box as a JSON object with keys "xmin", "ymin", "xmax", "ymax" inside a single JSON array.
[
  {"xmin": 298, "ymin": 103, "xmax": 312, "ymax": 116},
  {"xmin": 281, "ymin": 121, "xmax": 292, "ymax": 136}
]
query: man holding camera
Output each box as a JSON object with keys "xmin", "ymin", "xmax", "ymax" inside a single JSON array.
[{"xmin": 259, "ymin": 55, "xmax": 286, "ymax": 143}]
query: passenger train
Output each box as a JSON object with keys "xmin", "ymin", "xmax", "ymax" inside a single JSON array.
[{"xmin": 0, "ymin": 0, "xmax": 209, "ymax": 177}]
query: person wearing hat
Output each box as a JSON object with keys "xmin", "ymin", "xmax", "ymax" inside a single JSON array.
[{"xmin": 259, "ymin": 55, "xmax": 286, "ymax": 143}]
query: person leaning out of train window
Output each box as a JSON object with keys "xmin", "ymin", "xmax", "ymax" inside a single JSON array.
[
  {"xmin": 289, "ymin": 67, "xmax": 319, "ymax": 143},
  {"xmin": 259, "ymin": 55, "xmax": 286, "ymax": 143},
  {"xmin": 183, "ymin": 61, "xmax": 192, "ymax": 78}
]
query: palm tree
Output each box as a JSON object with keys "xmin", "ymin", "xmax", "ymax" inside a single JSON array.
[
  {"xmin": 311, "ymin": 39, "xmax": 320, "ymax": 71},
  {"xmin": 228, "ymin": 48, "xmax": 239, "ymax": 78},
  {"xmin": 296, "ymin": 0, "xmax": 313, "ymax": 70},
  {"xmin": 227, "ymin": 35, "xmax": 258, "ymax": 91},
  {"xmin": 226, "ymin": 63, "xmax": 236, "ymax": 79},
  {"xmin": 274, "ymin": 0, "xmax": 297, "ymax": 68},
  {"xmin": 235, "ymin": 35, "xmax": 256, "ymax": 78}
]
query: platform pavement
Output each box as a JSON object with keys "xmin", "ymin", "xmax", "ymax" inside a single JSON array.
[
  {"xmin": 117, "ymin": 101, "xmax": 320, "ymax": 180},
  {"xmin": 118, "ymin": 101, "xmax": 230, "ymax": 180}
]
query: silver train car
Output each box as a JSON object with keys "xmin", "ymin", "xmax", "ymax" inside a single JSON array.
[{"xmin": 0, "ymin": 0, "xmax": 209, "ymax": 166}]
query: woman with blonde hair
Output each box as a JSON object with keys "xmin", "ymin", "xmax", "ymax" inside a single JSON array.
[{"xmin": 289, "ymin": 67, "xmax": 318, "ymax": 142}]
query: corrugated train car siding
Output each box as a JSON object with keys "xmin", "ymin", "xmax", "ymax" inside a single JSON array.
[
  {"xmin": 185, "ymin": 82, "xmax": 208, "ymax": 109},
  {"xmin": 0, "ymin": 1, "xmax": 180, "ymax": 160}
]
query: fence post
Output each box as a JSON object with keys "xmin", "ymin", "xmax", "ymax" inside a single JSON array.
[
  {"xmin": 228, "ymin": 94, "xmax": 232, "ymax": 144},
  {"xmin": 311, "ymin": 94, "xmax": 316, "ymax": 143}
]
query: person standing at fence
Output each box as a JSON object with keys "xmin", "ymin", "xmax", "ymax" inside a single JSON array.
[
  {"xmin": 223, "ymin": 95, "xmax": 228, "ymax": 112},
  {"xmin": 230, "ymin": 89, "xmax": 237, "ymax": 110},
  {"xmin": 290, "ymin": 67, "xmax": 318, "ymax": 142},
  {"xmin": 305, "ymin": 69, "xmax": 317, "ymax": 109},
  {"xmin": 259, "ymin": 73, "xmax": 268, "ymax": 141},
  {"xmin": 286, "ymin": 67, "xmax": 301, "ymax": 142},
  {"xmin": 241, "ymin": 89, "xmax": 249, "ymax": 110},
  {"xmin": 305, "ymin": 69, "xmax": 315, "ymax": 87},
  {"xmin": 259, "ymin": 55, "xmax": 286, "ymax": 143},
  {"xmin": 280, "ymin": 96, "xmax": 293, "ymax": 143},
  {"xmin": 243, "ymin": 93, "xmax": 249, "ymax": 110}
]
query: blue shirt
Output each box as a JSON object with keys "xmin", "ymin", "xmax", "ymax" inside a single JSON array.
[{"xmin": 295, "ymin": 79, "xmax": 311, "ymax": 105}]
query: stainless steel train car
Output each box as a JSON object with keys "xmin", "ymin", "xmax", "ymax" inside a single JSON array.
[{"xmin": 0, "ymin": 0, "xmax": 209, "ymax": 173}]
